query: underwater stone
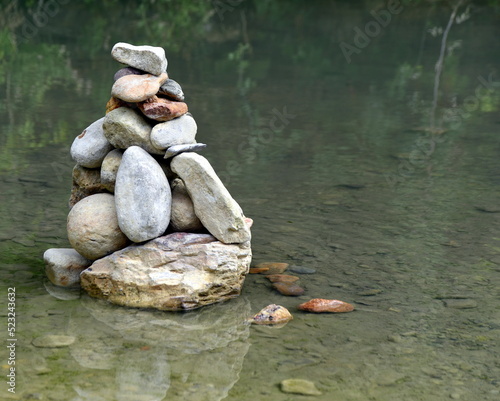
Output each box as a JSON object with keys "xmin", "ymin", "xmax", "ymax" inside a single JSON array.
[
  {"xmin": 249, "ymin": 304, "xmax": 293, "ymax": 325},
  {"xmin": 32, "ymin": 335, "xmax": 76, "ymax": 348},
  {"xmin": 280, "ymin": 379, "xmax": 322, "ymax": 396},
  {"xmin": 298, "ymin": 298, "xmax": 355, "ymax": 313}
]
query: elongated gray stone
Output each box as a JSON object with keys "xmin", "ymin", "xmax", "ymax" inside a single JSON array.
[
  {"xmin": 43, "ymin": 248, "xmax": 92, "ymax": 287},
  {"xmin": 70, "ymin": 117, "xmax": 113, "ymax": 168},
  {"xmin": 103, "ymin": 107, "xmax": 162, "ymax": 154},
  {"xmin": 170, "ymin": 153, "xmax": 251, "ymax": 244},
  {"xmin": 115, "ymin": 146, "xmax": 171, "ymax": 242},
  {"xmin": 164, "ymin": 143, "xmax": 207, "ymax": 159},
  {"xmin": 80, "ymin": 232, "xmax": 252, "ymax": 311},
  {"xmin": 111, "ymin": 42, "xmax": 167, "ymax": 76},
  {"xmin": 150, "ymin": 113, "xmax": 197, "ymax": 150}
]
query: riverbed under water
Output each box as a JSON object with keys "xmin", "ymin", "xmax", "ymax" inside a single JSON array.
[{"xmin": 0, "ymin": 1, "xmax": 499, "ymax": 400}]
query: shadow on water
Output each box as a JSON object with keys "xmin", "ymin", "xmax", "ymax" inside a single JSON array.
[{"xmin": 0, "ymin": 1, "xmax": 500, "ymax": 400}]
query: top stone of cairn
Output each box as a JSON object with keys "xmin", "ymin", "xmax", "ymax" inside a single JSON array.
[{"xmin": 111, "ymin": 42, "xmax": 167, "ymax": 76}]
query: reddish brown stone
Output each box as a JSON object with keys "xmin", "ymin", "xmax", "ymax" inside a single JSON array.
[
  {"xmin": 272, "ymin": 282, "xmax": 305, "ymax": 296},
  {"xmin": 266, "ymin": 274, "xmax": 300, "ymax": 283},
  {"xmin": 105, "ymin": 97, "xmax": 126, "ymax": 114},
  {"xmin": 138, "ymin": 95, "xmax": 188, "ymax": 122},
  {"xmin": 249, "ymin": 267, "xmax": 269, "ymax": 274},
  {"xmin": 298, "ymin": 298, "xmax": 354, "ymax": 313},
  {"xmin": 254, "ymin": 262, "xmax": 289, "ymax": 275}
]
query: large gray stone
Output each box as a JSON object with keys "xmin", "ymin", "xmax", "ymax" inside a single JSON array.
[
  {"xmin": 115, "ymin": 146, "xmax": 171, "ymax": 242},
  {"xmin": 103, "ymin": 107, "xmax": 162, "ymax": 154},
  {"xmin": 43, "ymin": 248, "xmax": 92, "ymax": 287},
  {"xmin": 70, "ymin": 117, "xmax": 113, "ymax": 168},
  {"xmin": 80, "ymin": 232, "xmax": 252, "ymax": 311},
  {"xmin": 150, "ymin": 113, "xmax": 197, "ymax": 150},
  {"xmin": 170, "ymin": 178, "xmax": 203, "ymax": 232},
  {"xmin": 67, "ymin": 193, "xmax": 129, "ymax": 260},
  {"xmin": 170, "ymin": 153, "xmax": 251, "ymax": 244},
  {"xmin": 100, "ymin": 149, "xmax": 123, "ymax": 192},
  {"xmin": 111, "ymin": 42, "xmax": 167, "ymax": 76}
]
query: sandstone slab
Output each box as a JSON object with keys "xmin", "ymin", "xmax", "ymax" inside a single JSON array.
[
  {"xmin": 170, "ymin": 153, "xmax": 251, "ymax": 244},
  {"xmin": 150, "ymin": 113, "xmax": 197, "ymax": 150},
  {"xmin": 80, "ymin": 232, "xmax": 252, "ymax": 311},
  {"xmin": 111, "ymin": 42, "xmax": 168, "ymax": 76},
  {"xmin": 111, "ymin": 72, "xmax": 168, "ymax": 103},
  {"xmin": 70, "ymin": 117, "xmax": 113, "ymax": 168},
  {"xmin": 103, "ymin": 107, "xmax": 161, "ymax": 154},
  {"xmin": 298, "ymin": 298, "xmax": 355, "ymax": 313},
  {"xmin": 67, "ymin": 193, "xmax": 129, "ymax": 260},
  {"xmin": 115, "ymin": 146, "xmax": 171, "ymax": 242},
  {"xmin": 43, "ymin": 248, "xmax": 92, "ymax": 287}
]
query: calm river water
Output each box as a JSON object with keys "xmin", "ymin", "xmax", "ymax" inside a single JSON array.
[{"xmin": 0, "ymin": 1, "xmax": 499, "ymax": 400}]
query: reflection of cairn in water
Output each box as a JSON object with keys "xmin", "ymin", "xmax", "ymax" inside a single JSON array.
[{"xmin": 67, "ymin": 296, "xmax": 251, "ymax": 401}]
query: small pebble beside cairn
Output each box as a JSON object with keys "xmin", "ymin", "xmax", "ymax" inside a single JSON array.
[{"xmin": 44, "ymin": 42, "xmax": 252, "ymax": 311}]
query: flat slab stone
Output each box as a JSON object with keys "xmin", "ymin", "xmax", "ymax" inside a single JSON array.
[
  {"xmin": 111, "ymin": 42, "xmax": 167, "ymax": 76},
  {"xmin": 115, "ymin": 146, "xmax": 171, "ymax": 242},
  {"xmin": 170, "ymin": 153, "xmax": 251, "ymax": 244},
  {"xmin": 138, "ymin": 96, "xmax": 188, "ymax": 121},
  {"xmin": 80, "ymin": 232, "xmax": 252, "ymax": 311},
  {"xmin": 164, "ymin": 143, "xmax": 207, "ymax": 159},
  {"xmin": 70, "ymin": 117, "xmax": 113, "ymax": 168},
  {"xmin": 43, "ymin": 248, "xmax": 92, "ymax": 287}
]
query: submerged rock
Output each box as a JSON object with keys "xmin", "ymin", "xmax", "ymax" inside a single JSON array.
[
  {"xmin": 80, "ymin": 232, "xmax": 252, "ymax": 311},
  {"xmin": 115, "ymin": 146, "xmax": 171, "ymax": 242},
  {"xmin": 170, "ymin": 152, "xmax": 251, "ymax": 244},
  {"xmin": 32, "ymin": 335, "xmax": 76, "ymax": 348},
  {"xmin": 67, "ymin": 193, "xmax": 129, "ymax": 260},
  {"xmin": 255, "ymin": 262, "xmax": 289, "ymax": 275},
  {"xmin": 280, "ymin": 379, "xmax": 322, "ymax": 396},
  {"xmin": 272, "ymin": 282, "xmax": 305, "ymax": 296},
  {"xmin": 43, "ymin": 248, "xmax": 92, "ymax": 287},
  {"xmin": 111, "ymin": 42, "xmax": 168, "ymax": 76},
  {"xmin": 249, "ymin": 304, "xmax": 293, "ymax": 325}
]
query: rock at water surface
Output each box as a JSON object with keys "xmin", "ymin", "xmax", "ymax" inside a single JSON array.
[
  {"xmin": 80, "ymin": 232, "xmax": 252, "ymax": 311},
  {"xmin": 115, "ymin": 146, "xmax": 171, "ymax": 242},
  {"xmin": 170, "ymin": 152, "xmax": 251, "ymax": 244},
  {"xmin": 138, "ymin": 95, "xmax": 188, "ymax": 122},
  {"xmin": 111, "ymin": 42, "xmax": 168, "ymax": 76},
  {"xmin": 164, "ymin": 143, "xmax": 207, "ymax": 159},
  {"xmin": 170, "ymin": 178, "xmax": 204, "ymax": 232},
  {"xmin": 103, "ymin": 107, "xmax": 161, "ymax": 154},
  {"xmin": 67, "ymin": 193, "xmax": 129, "ymax": 260},
  {"xmin": 158, "ymin": 78, "xmax": 185, "ymax": 101},
  {"xmin": 150, "ymin": 113, "xmax": 197, "ymax": 149},
  {"xmin": 111, "ymin": 72, "xmax": 168, "ymax": 103},
  {"xmin": 43, "ymin": 248, "xmax": 92, "ymax": 287},
  {"xmin": 249, "ymin": 304, "xmax": 293, "ymax": 325},
  {"xmin": 298, "ymin": 298, "xmax": 354, "ymax": 313},
  {"xmin": 70, "ymin": 117, "xmax": 113, "ymax": 168}
]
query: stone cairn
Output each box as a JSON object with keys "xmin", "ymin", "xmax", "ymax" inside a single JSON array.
[{"xmin": 43, "ymin": 42, "xmax": 252, "ymax": 311}]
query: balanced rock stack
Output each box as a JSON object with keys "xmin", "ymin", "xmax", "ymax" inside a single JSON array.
[{"xmin": 43, "ymin": 42, "xmax": 252, "ymax": 311}]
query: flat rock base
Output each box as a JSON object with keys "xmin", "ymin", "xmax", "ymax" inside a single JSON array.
[{"xmin": 80, "ymin": 232, "xmax": 251, "ymax": 311}]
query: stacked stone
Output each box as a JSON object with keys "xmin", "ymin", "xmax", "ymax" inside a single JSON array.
[{"xmin": 44, "ymin": 43, "xmax": 252, "ymax": 311}]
